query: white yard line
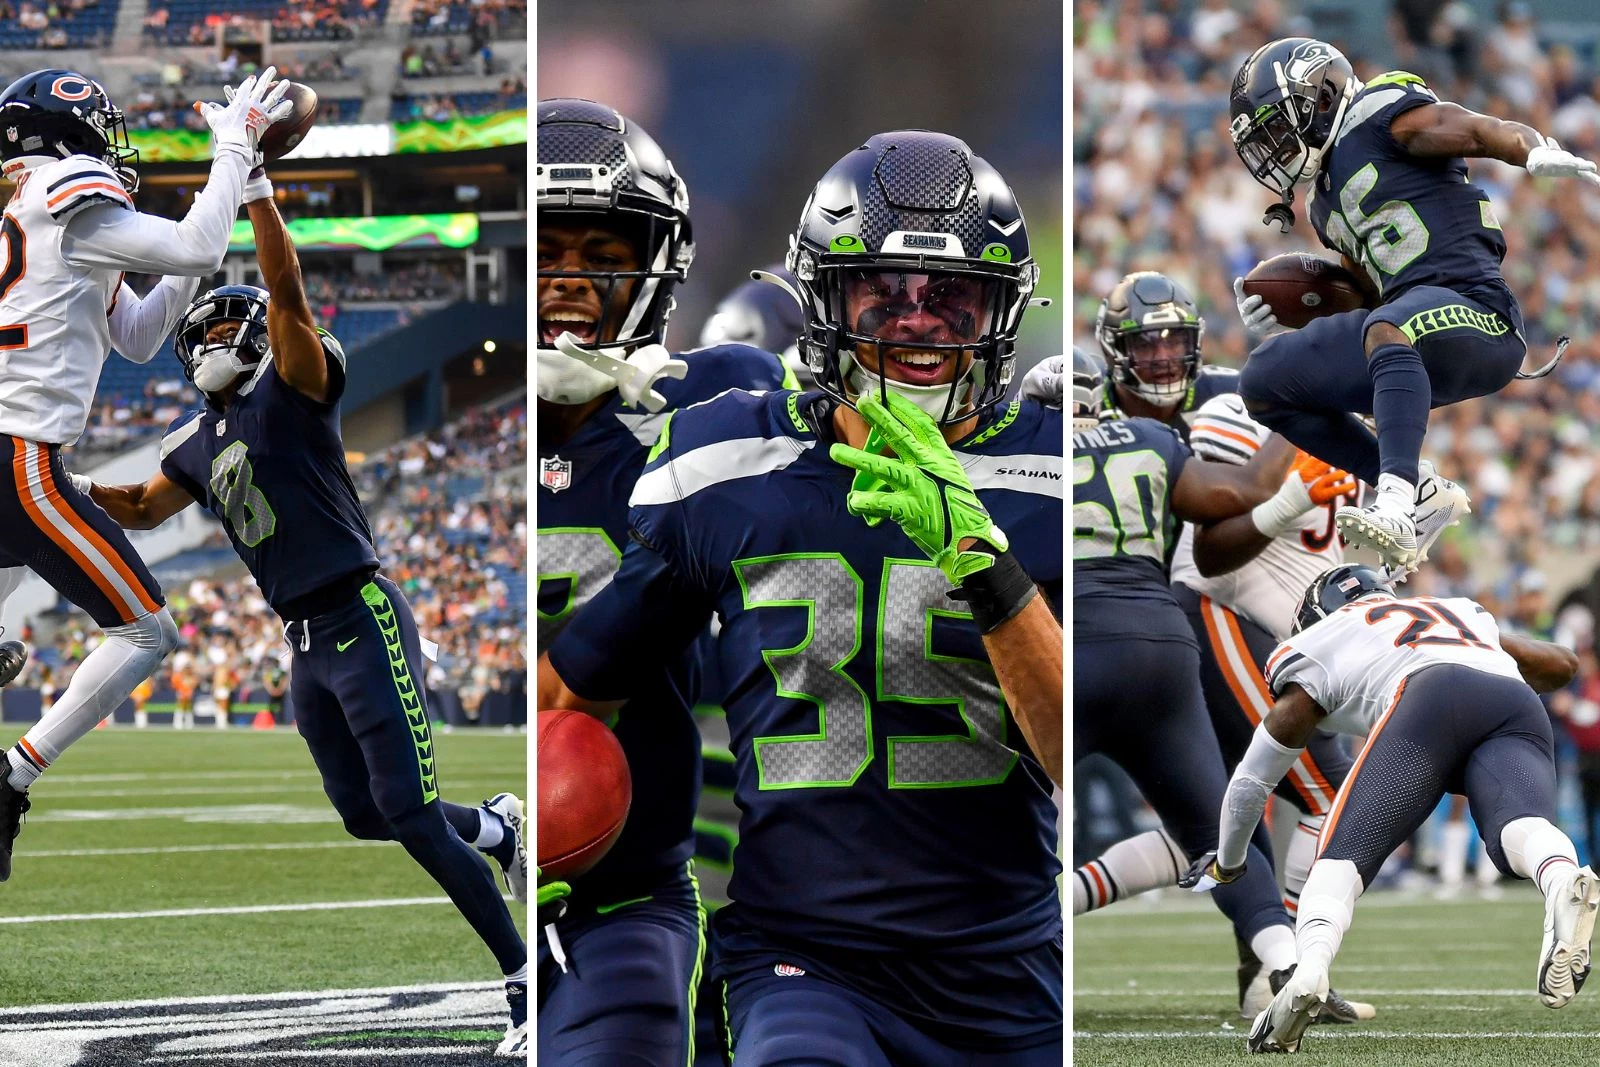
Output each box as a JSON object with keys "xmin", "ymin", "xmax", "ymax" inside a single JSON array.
[
  {"xmin": 0, "ymin": 981, "xmax": 499, "ymax": 1016},
  {"xmin": 26, "ymin": 841, "xmax": 384, "ymax": 859},
  {"xmin": 0, "ymin": 897, "xmax": 470, "ymax": 925},
  {"xmin": 1076, "ymin": 988, "xmax": 1541, "ymax": 997},
  {"xmin": 1079, "ymin": 1030, "xmax": 1600, "ymax": 1039},
  {"xmin": 147, "ymin": 1049, "xmax": 501, "ymax": 1062}
]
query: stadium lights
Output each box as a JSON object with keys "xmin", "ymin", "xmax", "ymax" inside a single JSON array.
[{"xmin": 484, "ymin": 340, "xmax": 497, "ymax": 353}]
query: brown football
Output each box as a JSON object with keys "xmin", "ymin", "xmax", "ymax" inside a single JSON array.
[
  {"xmin": 1242, "ymin": 253, "xmax": 1369, "ymax": 329},
  {"xmin": 258, "ymin": 82, "xmax": 319, "ymax": 163}
]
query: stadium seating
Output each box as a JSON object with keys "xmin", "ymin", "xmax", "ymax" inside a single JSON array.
[{"xmin": 0, "ymin": 0, "xmax": 117, "ymax": 48}]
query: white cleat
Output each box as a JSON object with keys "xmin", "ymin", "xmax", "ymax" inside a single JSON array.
[
  {"xmin": 1539, "ymin": 864, "xmax": 1600, "ymax": 1008},
  {"xmin": 1337, "ymin": 498, "xmax": 1418, "ymax": 574},
  {"xmin": 1248, "ymin": 964, "xmax": 1327, "ymax": 1053},
  {"xmin": 495, "ymin": 981, "xmax": 527, "ymax": 1056},
  {"xmin": 1396, "ymin": 460, "xmax": 1472, "ymax": 580},
  {"xmin": 484, "ymin": 792, "xmax": 528, "ymax": 905}
]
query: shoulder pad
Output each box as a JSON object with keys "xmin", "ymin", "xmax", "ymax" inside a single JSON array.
[
  {"xmin": 1364, "ymin": 71, "xmax": 1435, "ymax": 97},
  {"xmin": 37, "ymin": 156, "xmax": 132, "ymax": 223},
  {"xmin": 1190, "ymin": 393, "xmax": 1267, "ymax": 465},
  {"xmin": 160, "ymin": 411, "xmax": 204, "ymax": 460},
  {"xmin": 665, "ymin": 343, "xmax": 789, "ymax": 407},
  {"xmin": 629, "ymin": 388, "xmax": 813, "ymax": 508},
  {"xmin": 1338, "ymin": 75, "xmax": 1439, "ymax": 145}
]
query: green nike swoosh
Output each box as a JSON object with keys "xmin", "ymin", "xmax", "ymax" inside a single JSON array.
[
  {"xmin": 595, "ymin": 895, "xmax": 654, "ymax": 915},
  {"xmin": 336, "ymin": 638, "xmax": 359, "ymax": 652}
]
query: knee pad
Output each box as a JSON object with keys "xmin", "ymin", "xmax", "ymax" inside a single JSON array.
[{"xmin": 106, "ymin": 607, "xmax": 179, "ymax": 664}]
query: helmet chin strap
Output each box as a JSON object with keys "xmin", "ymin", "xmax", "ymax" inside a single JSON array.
[{"xmin": 844, "ymin": 356, "xmax": 975, "ymax": 422}]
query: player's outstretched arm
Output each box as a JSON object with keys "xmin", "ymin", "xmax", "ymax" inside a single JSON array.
[
  {"xmin": 1170, "ymin": 434, "xmax": 1295, "ymax": 524},
  {"xmin": 1193, "ymin": 452, "xmax": 1357, "ymax": 577},
  {"xmin": 246, "ymin": 192, "xmax": 328, "ymax": 402},
  {"xmin": 1390, "ymin": 101, "xmax": 1570, "ymax": 171},
  {"xmin": 1214, "ymin": 685, "xmax": 1322, "ymax": 873},
  {"xmin": 1500, "ymin": 632, "xmax": 1580, "ymax": 693},
  {"xmin": 107, "ymin": 276, "xmax": 204, "ymax": 364},
  {"xmin": 981, "ymin": 595, "xmax": 1063, "ymax": 786},
  {"xmin": 85, "ymin": 471, "xmax": 195, "ymax": 531}
]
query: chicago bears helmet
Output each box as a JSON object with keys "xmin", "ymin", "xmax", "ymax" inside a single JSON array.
[
  {"xmin": 1095, "ymin": 271, "xmax": 1204, "ymax": 407},
  {"xmin": 0, "ymin": 70, "xmax": 138, "ymax": 192},
  {"xmin": 788, "ymin": 130, "xmax": 1040, "ymax": 425},
  {"xmin": 175, "ymin": 285, "xmax": 272, "ymax": 400},
  {"xmin": 1292, "ymin": 564, "xmax": 1394, "ymax": 634}
]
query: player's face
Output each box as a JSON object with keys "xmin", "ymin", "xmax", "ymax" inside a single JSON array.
[
  {"xmin": 536, "ymin": 224, "xmax": 641, "ymax": 347},
  {"xmin": 843, "ymin": 270, "xmax": 995, "ymax": 387},
  {"xmin": 1123, "ymin": 329, "xmax": 1195, "ymax": 387},
  {"xmin": 206, "ymin": 320, "xmax": 243, "ymax": 346}
]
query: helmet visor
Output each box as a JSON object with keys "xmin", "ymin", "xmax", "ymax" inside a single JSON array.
[{"xmin": 841, "ymin": 270, "xmax": 999, "ymax": 347}]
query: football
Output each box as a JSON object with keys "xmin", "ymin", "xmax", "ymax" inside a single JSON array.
[
  {"xmin": 258, "ymin": 81, "xmax": 319, "ymax": 164},
  {"xmin": 537, "ymin": 708, "xmax": 632, "ymax": 881},
  {"xmin": 1241, "ymin": 253, "xmax": 1369, "ymax": 329}
]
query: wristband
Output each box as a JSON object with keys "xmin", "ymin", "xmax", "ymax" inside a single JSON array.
[
  {"xmin": 948, "ymin": 549, "xmax": 1038, "ymax": 634},
  {"xmin": 243, "ymin": 169, "xmax": 273, "ymax": 204}
]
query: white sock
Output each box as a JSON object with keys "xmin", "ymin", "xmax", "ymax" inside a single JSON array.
[
  {"xmin": 1072, "ymin": 829, "xmax": 1186, "ymax": 915},
  {"xmin": 1499, "ymin": 816, "xmax": 1579, "ymax": 899},
  {"xmin": 1283, "ymin": 814, "xmax": 1323, "ymax": 916},
  {"xmin": 7, "ymin": 610, "xmax": 175, "ymax": 789},
  {"xmin": 503, "ymin": 962, "xmax": 527, "ymax": 985},
  {"xmin": 474, "ymin": 808, "xmax": 506, "ymax": 851},
  {"xmin": 1440, "ymin": 818, "xmax": 1469, "ymax": 887},
  {"xmin": 1295, "ymin": 858, "xmax": 1364, "ymax": 977},
  {"xmin": 1251, "ymin": 922, "xmax": 1299, "ymax": 973},
  {"xmin": 1376, "ymin": 473, "xmax": 1416, "ymax": 516}
]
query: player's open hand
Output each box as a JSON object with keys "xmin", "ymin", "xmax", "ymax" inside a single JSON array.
[
  {"xmin": 1526, "ymin": 137, "xmax": 1600, "ymax": 187},
  {"xmin": 828, "ymin": 391, "xmax": 1008, "ymax": 585},
  {"xmin": 1292, "ymin": 451, "xmax": 1359, "ymax": 506},
  {"xmin": 1178, "ymin": 850, "xmax": 1246, "ymax": 894},
  {"xmin": 196, "ymin": 66, "xmax": 293, "ymax": 161},
  {"xmin": 1233, "ymin": 276, "xmax": 1291, "ymax": 337}
]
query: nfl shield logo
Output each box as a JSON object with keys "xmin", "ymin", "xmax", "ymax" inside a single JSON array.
[{"xmin": 540, "ymin": 456, "xmax": 572, "ymax": 493}]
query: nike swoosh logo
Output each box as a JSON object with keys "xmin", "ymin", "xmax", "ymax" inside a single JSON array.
[{"xmin": 336, "ymin": 638, "xmax": 359, "ymax": 652}]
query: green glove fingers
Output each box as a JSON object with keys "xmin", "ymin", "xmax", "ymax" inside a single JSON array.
[{"xmin": 535, "ymin": 866, "xmax": 572, "ymax": 926}]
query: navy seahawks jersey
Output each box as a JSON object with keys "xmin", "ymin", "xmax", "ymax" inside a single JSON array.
[
  {"xmin": 548, "ymin": 390, "xmax": 1063, "ymax": 956},
  {"xmin": 160, "ymin": 335, "xmax": 378, "ymax": 617},
  {"xmin": 1310, "ymin": 73, "xmax": 1508, "ymax": 305},
  {"xmin": 536, "ymin": 343, "xmax": 788, "ymax": 883},
  {"xmin": 1109, "ymin": 365, "xmax": 1239, "ymax": 442},
  {"xmin": 1073, "ymin": 416, "xmax": 1194, "ymax": 643}
]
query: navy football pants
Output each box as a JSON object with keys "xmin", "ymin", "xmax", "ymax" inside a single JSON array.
[
  {"xmin": 286, "ymin": 575, "xmax": 525, "ymax": 976},
  {"xmin": 1075, "ymin": 626, "xmax": 1290, "ymax": 945},
  {"xmin": 1320, "ymin": 663, "xmax": 1557, "ymax": 886},
  {"xmin": 1240, "ymin": 284, "xmax": 1526, "ymax": 484},
  {"xmin": 537, "ymin": 862, "xmax": 705, "ymax": 1066}
]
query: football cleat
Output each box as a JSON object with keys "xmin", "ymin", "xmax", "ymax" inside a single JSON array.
[
  {"xmin": 0, "ymin": 639, "xmax": 25, "ymax": 688},
  {"xmin": 1538, "ymin": 864, "xmax": 1600, "ymax": 1008},
  {"xmin": 495, "ymin": 981, "xmax": 527, "ymax": 1056},
  {"xmin": 1249, "ymin": 963, "xmax": 1327, "ymax": 1053},
  {"xmin": 1269, "ymin": 965, "xmax": 1376, "ymax": 1023},
  {"xmin": 1389, "ymin": 460, "xmax": 1471, "ymax": 581},
  {"xmin": 483, "ymin": 792, "xmax": 527, "ymax": 905},
  {"xmin": 0, "ymin": 752, "xmax": 29, "ymax": 883},
  {"xmin": 1336, "ymin": 497, "xmax": 1417, "ymax": 573}
]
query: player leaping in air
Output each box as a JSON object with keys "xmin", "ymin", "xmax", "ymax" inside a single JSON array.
[
  {"xmin": 1228, "ymin": 38, "xmax": 1600, "ymax": 573},
  {"xmin": 75, "ymin": 161, "xmax": 529, "ymax": 1056},
  {"xmin": 0, "ymin": 66, "xmax": 292, "ymax": 881}
]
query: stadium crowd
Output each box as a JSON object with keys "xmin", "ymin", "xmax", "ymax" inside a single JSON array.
[{"xmin": 1076, "ymin": 0, "xmax": 1600, "ymax": 870}]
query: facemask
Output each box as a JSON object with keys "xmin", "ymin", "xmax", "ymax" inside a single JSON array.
[
  {"xmin": 844, "ymin": 355, "xmax": 976, "ymax": 422},
  {"xmin": 192, "ymin": 343, "xmax": 249, "ymax": 393}
]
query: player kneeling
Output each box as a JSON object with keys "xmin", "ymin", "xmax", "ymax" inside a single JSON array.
[
  {"xmin": 74, "ymin": 171, "xmax": 529, "ymax": 1056},
  {"xmin": 1184, "ymin": 565, "xmax": 1594, "ymax": 1052}
]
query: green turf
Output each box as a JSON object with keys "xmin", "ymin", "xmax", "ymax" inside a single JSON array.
[
  {"xmin": 0, "ymin": 728, "xmax": 527, "ymax": 1008},
  {"xmin": 1076, "ymin": 888, "xmax": 1600, "ymax": 1064}
]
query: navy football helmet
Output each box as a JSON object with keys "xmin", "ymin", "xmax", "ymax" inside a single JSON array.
[
  {"xmin": 1230, "ymin": 39, "xmax": 1359, "ymax": 227},
  {"xmin": 1072, "ymin": 345, "xmax": 1105, "ymax": 431},
  {"xmin": 788, "ymin": 130, "xmax": 1040, "ymax": 425},
  {"xmin": 0, "ymin": 70, "xmax": 137, "ymax": 192},
  {"xmin": 175, "ymin": 285, "xmax": 272, "ymax": 400},
  {"xmin": 1292, "ymin": 564, "xmax": 1394, "ymax": 634},
  {"xmin": 535, "ymin": 98, "xmax": 693, "ymax": 360},
  {"xmin": 1095, "ymin": 271, "xmax": 1203, "ymax": 407},
  {"xmin": 700, "ymin": 262, "xmax": 807, "ymax": 384}
]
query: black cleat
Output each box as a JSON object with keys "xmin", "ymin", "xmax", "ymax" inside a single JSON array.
[
  {"xmin": 0, "ymin": 640, "xmax": 25, "ymax": 688},
  {"xmin": 1269, "ymin": 964, "xmax": 1376, "ymax": 1023},
  {"xmin": 0, "ymin": 753, "xmax": 29, "ymax": 883}
]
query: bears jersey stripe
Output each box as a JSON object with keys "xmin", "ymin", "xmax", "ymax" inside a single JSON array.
[
  {"xmin": 46, "ymin": 168, "xmax": 116, "ymax": 193},
  {"xmin": 1191, "ymin": 423, "xmax": 1260, "ymax": 454},
  {"xmin": 47, "ymin": 180, "xmax": 132, "ymax": 210},
  {"xmin": 1191, "ymin": 435, "xmax": 1253, "ymax": 464},
  {"xmin": 629, "ymin": 435, "xmax": 815, "ymax": 506}
]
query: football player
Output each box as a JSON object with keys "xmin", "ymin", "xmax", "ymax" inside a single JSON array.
[
  {"xmin": 534, "ymin": 98, "xmax": 791, "ymax": 1066},
  {"xmin": 1187, "ymin": 565, "xmax": 1593, "ymax": 1051},
  {"xmin": 0, "ymin": 67, "xmax": 291, "ymax": 880},
  {"xmin": 1229, "ymin": 38, "xmax": 1599, "ymax": 572},
  {"xmin": 541, "ymin": 131, "xmax": 1062, "ymax": 1065},
  {"xmin": 1075, "ymin": 344, "xmax": 1320, "ymax": 1012},
  {"xmin": 700, "ymin": 262, "xmax": 809, "ymax": 387},
  {"xmin": 74, "ymin": 167, "xmax": 529, "ymax": 1056}
]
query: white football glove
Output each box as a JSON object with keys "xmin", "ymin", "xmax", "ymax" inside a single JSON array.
[
  {"xmin": 66, "ymin": 472, "xmax": 93, "ymax": 496},
  {"xmin": 552, "ymin": 332, "xmax": 687, "ymax": 413},
  {"xmin": 1019, "ymin": 354, "xmax": 1064, "ymax": 408},
  {"xmin": 1525, "ymin": 137, "xmax": 1600, "ymax": 186},
  {"xmin": 1234, "ymin": 276, "xmax": 1290, "ymax": 337},
  {"xmin": 197, "ymin": 66, "xmax": 292, "ymax": 162}
]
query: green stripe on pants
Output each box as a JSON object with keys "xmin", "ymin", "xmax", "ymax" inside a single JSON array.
[{"xmin": 361, "ymin": 581, "xmax": 438, "ymax": 804}]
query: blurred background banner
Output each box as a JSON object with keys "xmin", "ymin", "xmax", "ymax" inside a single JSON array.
[{"xmin": 539, "ymin": 0, "xmax": 1063, "ymax": 376}]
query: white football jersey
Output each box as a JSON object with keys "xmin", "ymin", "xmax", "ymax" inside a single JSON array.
[
  {"xmin": 1266, "ymin": 594, "xmax": 1525, "ymax": 737},
  {"xmin": 0, "ymin": 155, "xmax": 132, "ymax": 444},
  {"xmin": 1169, "ymin": 393, "xmax": 1349, "ymax": 639}
]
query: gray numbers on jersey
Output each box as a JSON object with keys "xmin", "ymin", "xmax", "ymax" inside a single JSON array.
[
  {"xmin": 535, "ymin": 527, "xmax": 622, "ymax": 647},
  {"xmin": 1323, "ymin": 163, "xmax": 1430, "ymax": 291},
  {"xmin": 1073, "ymin": 449, "xmax": 1166, "ymax": 561},
  {"xmin": 208, "ymin": 441, "xmax": 277, "ymax": 548},
  {"xmin": 738, "ymin": 553, "xmax": 1019, "ymax": 791}
]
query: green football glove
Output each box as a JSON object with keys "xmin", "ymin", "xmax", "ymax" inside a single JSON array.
[
  {"xmin": 536, "ymin": 867, "xmax": 571, "ymax": 927},
  {"xmin": 829, "ymin": 391, "xmax": 1008, "ymax": 585}
]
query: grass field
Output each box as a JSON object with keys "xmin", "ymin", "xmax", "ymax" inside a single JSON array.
[
  {"xmin": 0, "ymin": 726, "xmax": 527, "ymax": 1066},
  {"xmin": 1076, "ymin": 887, "xmax": 1600, "ymax": 1065}
]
